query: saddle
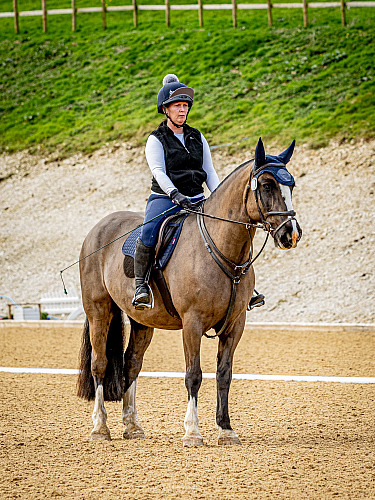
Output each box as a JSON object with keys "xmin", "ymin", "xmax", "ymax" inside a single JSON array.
[{"xmin": 122, "ymin": 212, "xmax": 189, "ymax": 319}]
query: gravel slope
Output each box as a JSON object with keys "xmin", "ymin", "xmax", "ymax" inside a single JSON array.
[{"xmin": 1, "ymin": 139, "xmax": 374, "ymax": 323}]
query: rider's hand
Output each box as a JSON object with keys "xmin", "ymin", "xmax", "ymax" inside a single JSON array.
[{"xmin": 170, "ymin": 189, "xmax": 198, "ymax": 211}]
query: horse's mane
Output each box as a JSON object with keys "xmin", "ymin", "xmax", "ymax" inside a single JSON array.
[{"xmin": 208, "ymin": 159, "xmax": 253, "ymax": 200}]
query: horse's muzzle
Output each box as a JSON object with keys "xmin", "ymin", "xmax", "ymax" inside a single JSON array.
[{"xmin": 274, "ymin": 218, "xmax": 302, "ymax": 250}]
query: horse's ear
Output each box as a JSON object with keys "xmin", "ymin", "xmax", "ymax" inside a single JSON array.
[
  {"xmin": 254, "ymin": 137, "xmax": 266, "ymax": 167},
  {"xmin": 278, "ymin": 140, "xmax": 296, "ymax": 164}
]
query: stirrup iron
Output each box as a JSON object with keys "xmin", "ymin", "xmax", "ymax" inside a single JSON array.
[
  {"xmin": 132, "ymin": 283, "xmax": 155, "ymax": 310},
  {"xmin": 247, "ymin": 291, "xmax": 265, "ymax": 311}
]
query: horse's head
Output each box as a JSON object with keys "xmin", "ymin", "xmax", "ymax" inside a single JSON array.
[{"xmin": 245, "ymin": 138, "xmax": 302, "ymax": 250}]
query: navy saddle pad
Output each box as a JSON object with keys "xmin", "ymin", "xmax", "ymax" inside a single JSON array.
[{"xmin": 122, "ymin": 213, "xmax": 188, "ymax": 274}]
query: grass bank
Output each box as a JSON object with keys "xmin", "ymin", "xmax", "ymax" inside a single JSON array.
[{"xmin": 0, "ymin": 3, "xmax": 374, "ymax": 155}]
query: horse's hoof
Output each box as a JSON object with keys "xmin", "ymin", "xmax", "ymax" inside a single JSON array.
[
  {"xmin": 217, "ymin": 428, "xmax": 241, "ymax": 446},
  {"xmin": 123, "ymin": 429, "xmax": 146, "ymax": 440},
  {"xmin": 218, "ymin": 435, "xmax": 241, "ymax": 446},
  {"xmin": 91, "ymin": 429, "xmax": 111, "ymax": 441},
  {"xmin": 91, "ymin": 425, "xmax": 111, "ymax": 441},
  {"xmin": 183, "ymin": 436, "xmax": 204, "ymax": 447}
]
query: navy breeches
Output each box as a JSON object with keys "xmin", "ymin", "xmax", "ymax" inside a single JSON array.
[
  {"xmin": 140, "ymin": 194, "xmax": 180, "ymax": 247},
  {"xmin": 140, "ymin": 193, "xmax": 203, "ymax": 247}
]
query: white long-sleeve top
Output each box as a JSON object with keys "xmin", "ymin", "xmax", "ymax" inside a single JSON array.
[{"xmin": 145, "ymin": 131, "xmax": 220, "ymax": 197}]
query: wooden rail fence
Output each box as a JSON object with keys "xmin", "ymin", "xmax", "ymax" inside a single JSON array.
[{"xmin": 1, "ymin": 0, "xmax": 374, "ymax": 32}]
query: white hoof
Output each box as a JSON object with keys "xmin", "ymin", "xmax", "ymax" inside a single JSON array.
[
  {"xmin": 123, "ymin": 423, "xmax": 146, "ymax": 440},
  {"xmin": 91, "ymin": 429, "xmax": 111, "ymax": 441},
  {"xmin": 183, "ymin": 436, "xmax": 204, "ymax": 447}
]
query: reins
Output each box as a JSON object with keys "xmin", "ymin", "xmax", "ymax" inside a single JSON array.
[
  {"xmin": 59, "ymin": 201, "xmax": 265, "ymax": 295},
  {"xmin": 60, "ymin": 161, "xmax": 296, "ymax": 339}
]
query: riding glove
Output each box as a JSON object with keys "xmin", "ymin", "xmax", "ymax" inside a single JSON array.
[{"xmin": 170, "ymin": 189, "xmax": 198, "ymax": 211}]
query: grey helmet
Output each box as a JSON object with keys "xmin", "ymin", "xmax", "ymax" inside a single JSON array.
[{"xmin": 157, "ymin": 74, "xmax": 194, "ymax": 114}]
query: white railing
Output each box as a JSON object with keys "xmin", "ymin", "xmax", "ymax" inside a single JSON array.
[{"xmin": 40, "ymin": 287, "xmax": 83, "ymax": 317}]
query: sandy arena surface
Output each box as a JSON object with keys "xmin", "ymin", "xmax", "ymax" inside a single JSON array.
[
  {"xmin": 1, "ymin": 325, "xmax": 374, "ymax": 499},
  {"xmin": 1, "ymin": 138, "xmax": 375, "ymax": 323}
]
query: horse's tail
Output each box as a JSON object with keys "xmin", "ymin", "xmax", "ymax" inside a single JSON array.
[{"xmin": 77, "ymin": 308, "xmax": 125, "ymax": 401}]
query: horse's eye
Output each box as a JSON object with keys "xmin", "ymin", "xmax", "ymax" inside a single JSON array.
[{"xmin": 262, "ymin": 182, "xmax": 273, "ymax": 192}]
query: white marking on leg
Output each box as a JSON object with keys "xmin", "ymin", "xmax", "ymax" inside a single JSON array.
[
  {"xmin": 91, "ymin": 384, "xmax": 110, "ymax": 439},
  {"xmin": 122, "ymin": 380, "xmax": 145, "ymax": 439},
  {"xmin": 92, "ymin": 385, "xmax": 107, "ymax": 427},
  {"xmin": 279, "ymin": 184, "xmax": 298, "ymax": 246},
  {"xmin": 183, "ymin": 396, "xmax": 202, "ymax": 440},
  {"xmin": 122, "ymin": 380, "xmax": 137, "ymax": 426}
]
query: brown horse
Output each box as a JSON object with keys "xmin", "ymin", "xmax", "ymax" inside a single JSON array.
[{"xmin": 77, "ymin": 138, "xmax": 302, "ymax": 446}]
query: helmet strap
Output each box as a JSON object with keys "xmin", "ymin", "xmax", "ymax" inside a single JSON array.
[
  {"xmin": 163, "ymin": 106, "xmax": 190, "ymax": 129},
  {"xmin": 165, "ymin": 112, "xmax": 184, "ymax": 128}
]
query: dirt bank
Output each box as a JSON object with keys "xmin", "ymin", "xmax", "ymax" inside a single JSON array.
[{"xmin": 0, "ymin": 138, "xmax": 374, "ymax": 323}]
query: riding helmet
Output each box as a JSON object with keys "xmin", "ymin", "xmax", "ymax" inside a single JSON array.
[{"xmin": 157, "ymin": 74, "xmax": 194, "ymax": 114}]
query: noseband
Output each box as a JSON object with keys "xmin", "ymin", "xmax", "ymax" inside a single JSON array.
[{"xmin": 244, "ymin": 162, "xmax": 297, "ymax": 238}]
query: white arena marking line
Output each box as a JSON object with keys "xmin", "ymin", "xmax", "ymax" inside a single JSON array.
[
  {"xmin": 0, "ymin": 367, "xmax": 374, "ymax": 384},
  {"xmin": 0, "ymin": 367, "xmax": 79, "ymax": 375}
]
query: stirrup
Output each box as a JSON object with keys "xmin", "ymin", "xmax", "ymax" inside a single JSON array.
[
  {"xmin": 132, "ymin": 284, "xmax": 155, "ymax": 310},
  {"xmin": 247, "ymin": 291, "xmax": 265, "ymax": 311}
]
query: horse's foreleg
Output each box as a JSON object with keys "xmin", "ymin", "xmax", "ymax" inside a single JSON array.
[
  {"xmin": 122, "ymin": 319, "xmax": 154, "ymax": 439},
  {"xmin": 182, "ymin": 323, "xmax": 203, "ymax": 447},
  {"xmin": 89, "ymin": 313, "xmax": 112, "ymax": 441},
  {"xmin": 216, "ymin": 314, "xmax": 246, "ymax": 446}
]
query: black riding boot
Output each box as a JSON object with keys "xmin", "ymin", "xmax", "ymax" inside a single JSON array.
[
  {"xmin": 247, "ymin": 289, "xmax": 265, "ymax": 311},
  {"xmin": 132, "ymin": 238, "xmax": 155, "ymax": 309}
]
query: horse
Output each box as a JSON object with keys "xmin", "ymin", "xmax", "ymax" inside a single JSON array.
[{"xmin": 77, "ymin": 137, "xmax": 302, "ymax": 447}]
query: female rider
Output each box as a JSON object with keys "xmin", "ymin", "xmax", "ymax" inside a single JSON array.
[{"xmin": 132, "ymin": 74, "xmax": 264, "ymax": 311}]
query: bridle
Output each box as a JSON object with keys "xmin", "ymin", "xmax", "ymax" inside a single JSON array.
[
  {"xmin": 244, "ymin": 161, "xmax": 297, "ymax": 237},
  {"xmin": 193, "ymin": 159, "xmax": 298, "ymax": 338}
]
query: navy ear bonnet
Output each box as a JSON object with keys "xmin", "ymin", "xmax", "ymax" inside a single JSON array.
[
  {"xmin": 253, "ymin": 138, "xmax": 295, "ymax": 186},
  {"xmin": 253, "ymin": 162, "xmax": 295, "ymax": 186}
]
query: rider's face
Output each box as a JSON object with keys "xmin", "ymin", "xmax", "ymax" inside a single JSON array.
[{"xmin": 164, "ymin": 101, "xmax": 189, "ymax": 126}]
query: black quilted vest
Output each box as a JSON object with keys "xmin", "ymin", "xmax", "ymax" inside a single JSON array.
[{"xmin": 150, "ymin": 121, "xmax": 207, "ymax": 197}]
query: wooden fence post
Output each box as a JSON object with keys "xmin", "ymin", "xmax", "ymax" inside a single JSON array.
[
  {"xmin": 198, "ymin": 0, "xmax": 203, "ymax": 27},
  {"xmin": 232, "ymin": 0, "xmax": 237, "ymax": 27},
  {"xmin": 101, "ymin": 0, "xmax": 106, "ymax": 29},
  {"xmin": 13, "ymin": 0, "xmax": 19, "ymax": 34},
  {"xmin": 132, "ymin": 0, "xmax": 138, "ymax": 27},
  {"xmin": 302, "ymin": 0, "xmax": 308, "ymax": 27},
  {"xmin": 72, "ymin": 0, "xmax": 76, "ymax": 31},
  {"xmin": 340, "ymin": 0, "xmax": 346, "ymax": 26},
  {"xmin": 165, "ymin": 0, "xmax": 170, "ymax": 27},
  {"xmin": 42, "ymin": 0, "xmax": 47, "ymax": 32},
  {"xmin": 267, "ymin": 0, "xmax": 272, "ymax": 26}
]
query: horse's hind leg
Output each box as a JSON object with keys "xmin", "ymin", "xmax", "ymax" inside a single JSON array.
[
  {"xmin": 216, "ymin": 314, "xmax": 246, "ymax": 446},
  {"xmin": 122, "ymin": 379, "xmax": 145, "ymax": 439},
  {"xmin": 122, "ymin": 318, "xmax": 154, "ymax": 439},
  {"xmin": 89, "ymin": 301, "xmax": 117, "ymax": 441}
]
